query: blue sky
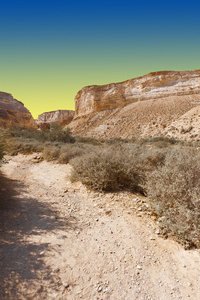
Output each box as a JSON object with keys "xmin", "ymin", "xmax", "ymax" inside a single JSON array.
[{"xmin": 0, "ymin": 0, "xmax": 199, "ymax": 117}]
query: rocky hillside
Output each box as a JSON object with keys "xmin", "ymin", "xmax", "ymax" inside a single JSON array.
[
  {"xmin": 0, "ymin": 92, "xmax": 36, "ymax": 128},
  {"xmin": 165, "ymin": 105, "xmax": 200, "ymax": 141},
  {"xmin": 69, "ymin": 70, "xmax": 200, "ymax": 140},
  {"xmin": 36, "ymin": 110, "xmax": 74, "ymax": 129}
]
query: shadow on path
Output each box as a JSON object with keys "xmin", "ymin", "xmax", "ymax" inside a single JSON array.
[{"xmin": 0, "ymin": 171, "xmax": 79, "ymax": 299}]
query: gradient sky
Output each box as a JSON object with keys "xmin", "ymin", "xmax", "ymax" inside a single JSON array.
[{"xmin": 0, "ymin": 0, "xmax": 200, "ymax": 118}]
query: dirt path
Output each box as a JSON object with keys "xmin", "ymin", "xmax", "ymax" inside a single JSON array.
[{"xmin": 1, "ymin": 154, "xmax": 200, "ymax": 300}]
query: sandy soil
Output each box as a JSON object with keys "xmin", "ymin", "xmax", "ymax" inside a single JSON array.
[{"xmin": 1, "ymin": 154, "xmax": 200, "ymax": 300}]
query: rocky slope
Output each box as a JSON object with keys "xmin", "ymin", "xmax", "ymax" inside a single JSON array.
[
  {"xmin": 165, "ymin": 105, "xmax": 200, "ymax": 141},
  {"xmin": 69, "ymin": 70, "xmax": 200, "ymax": 139},
  {"xmin": 36, "ymin": 110, "xmax": 74, "ymax": 129},
  {"xmin": 0, "ymin": 92, "xmax": 36, "ymax": 128}
]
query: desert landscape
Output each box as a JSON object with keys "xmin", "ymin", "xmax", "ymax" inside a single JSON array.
[{"xmin": 0, "ymin": 69, "xmax": 200, "ymax": 299}]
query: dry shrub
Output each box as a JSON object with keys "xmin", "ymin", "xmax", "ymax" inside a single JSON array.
[
  {"xmin": 0, "ymin": 129, "xmax": 10, "ymax": 160},
  {"xmin": 70, "ymin": 145, "xmax": 147, "ymax": 192},
  {"xmin": 58, "ymin": 144, "xmax": 94, "ymax": 164},
  {"xmin": 42, "ymin": 146, "xmax": 60, "ymax": 161},
  {"xmin": 145, "ymin": 147, "xmax": 200, "ymax": 248},
  {"xmin": 8, "ymin": 140, "xmax": 44, "ymax": 155}
]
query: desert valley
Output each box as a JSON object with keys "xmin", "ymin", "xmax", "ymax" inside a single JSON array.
[{"xmin": 1, "ymin": 70, "xmax": 200, "ymax": 299}]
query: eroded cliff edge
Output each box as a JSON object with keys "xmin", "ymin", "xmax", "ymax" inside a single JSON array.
[
  {"xmin": 0, "ymin": 92, "xmax": 36, "ymax": 128},
  {"xmin": 69, "ymin": 70, "xmax": 200, "ymax": 139}
]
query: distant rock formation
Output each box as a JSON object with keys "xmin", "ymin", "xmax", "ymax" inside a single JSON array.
[
  {"xmin": 69, "ymin": 70, "xmax": 200, "ymax": 140},
  {"xmin": 36, "ymin": 110, "xmax": 74, "ymax": 129},
  {"xmin": 0, "ymin": 92, "xmax": 36, "ymax": 128}
]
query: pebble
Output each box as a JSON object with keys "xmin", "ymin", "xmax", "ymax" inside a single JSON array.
[
  {"xmin": 62, "ymin": 281, "xmax": 69, "ymax": 288},
  {"xmin": 137, "ymin": 265, "xmax": 142, "ymax": 270}
]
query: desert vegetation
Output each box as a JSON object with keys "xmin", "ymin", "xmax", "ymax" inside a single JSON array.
[{"xmin": 5, "ymin": 127, "xmax": 200, "ymax": 248}]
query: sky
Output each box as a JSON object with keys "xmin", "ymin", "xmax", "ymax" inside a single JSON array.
[{"xmin": 0, "ymin": 0, "xmax": 200, "ymax": 118}]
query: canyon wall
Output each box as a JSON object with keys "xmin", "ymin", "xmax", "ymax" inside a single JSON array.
[
  {"xmin": 74, "ymin": 70, "xmax": 200, "ymax": 119},
  {"xmin": 36, "ymin": 110, "xmax": 74, "ymax": 129},
  {"xmin": 0, "ymin": 92, "xmax": 36, "ymax": 128},
  {"xmin": 70, "ymin": 70, "xmax": 200, "ymax": 139}
]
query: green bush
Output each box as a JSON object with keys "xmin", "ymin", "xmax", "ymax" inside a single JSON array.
[{"xmin": 145, "ymin": 147, "xmax": 200, "ymax": 248}]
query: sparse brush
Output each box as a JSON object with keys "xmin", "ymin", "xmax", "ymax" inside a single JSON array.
[
  {"xmin": 145, "ymin": 146, "xmax": 200, "ymax": 248},
  {"xmin": 58, "ymin": 146, "xmax": 84, "ymax": 164},
  {"xmin": 74, "ymin": 136, "xmax": 101, "ymax": 145},
  {"xmin": 9, "ymin": 124, "xmax": 75, "ymax": 143},
  {"xmin": 8, "ymin": 139, "xmax": 44, "ymax": 155},
  {"xmin": 0, "ymin": 129, "xmax": 10, "ymax": 160},
  {"xmin": 42, "ymin": 146, "xmax": 60, "ymax": 161},
  {"xmin": 70, "ymin": 145, "xmax": 146, "ymax": 192}
]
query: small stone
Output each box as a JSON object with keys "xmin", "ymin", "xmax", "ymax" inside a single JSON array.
[
  {"xmin": 97, "ymin": 286, "xmax": 102, "ymax": 292},
  {"xmin": 53, "ymin": 268, "xmax": 60, "ymax": 273},
  {"xmin": 62, "ymin": 281, "xmax": 69, "ymax": 288},
  {"xmin": 150, "ymin": 237, "xmax": 155, "ymax": 240},
  {"xmin": 137, "ymin": 265, "xmax": 142, "ymax": 270}
]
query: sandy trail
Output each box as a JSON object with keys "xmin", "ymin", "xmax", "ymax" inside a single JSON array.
[{"xmin": 0, "ymin": 154, "xmax": 200, "ymax": 300}]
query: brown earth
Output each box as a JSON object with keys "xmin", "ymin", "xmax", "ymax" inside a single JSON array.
[{"xmin": 1, "ymin": 154, "xmax": 200, "ymax": 299}]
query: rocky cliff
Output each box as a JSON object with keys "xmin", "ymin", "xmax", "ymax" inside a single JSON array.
[
  {"xmin": 36, "ymin": 110, "xmax": 74, "ymax": 129},
  {"xmin": 0, "ymin": 92, "xmax": 36, "ymax": 128},
  {"xmin": 69, "ymin": 70, "xmax": 200, "ymax": 140}
]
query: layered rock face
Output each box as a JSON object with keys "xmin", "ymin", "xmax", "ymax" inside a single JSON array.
[
  {"xmin": 0, "ymin": 92, "xmax": 36, "ymax": 128},
  {"xmin": 70, "ymin": 70, "xmax": 200, "ymax": 139},
  {"xmin": 36, "ymin": 110, "xmax": 74, "ymax": 129}
]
